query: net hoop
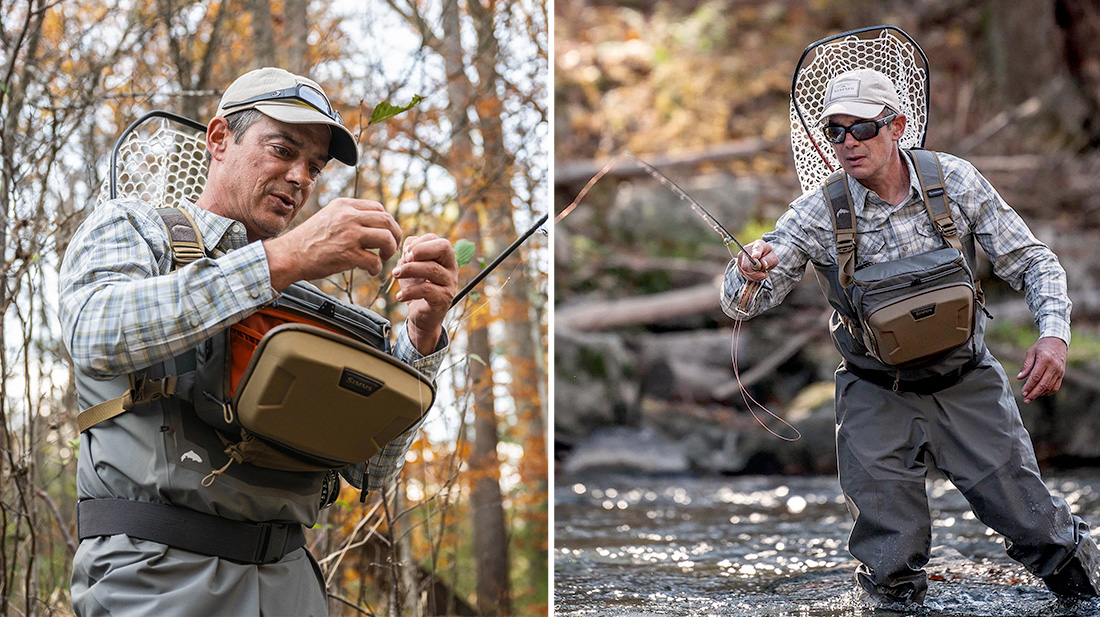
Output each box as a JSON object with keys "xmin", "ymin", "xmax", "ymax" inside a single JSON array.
[
  {"xmin": 790, "ymin": 25, "xmax": 930, "ymax": 193},
  {"xmin": 98, "ymin": 111, "xmax": 208, "ymax": 207}
]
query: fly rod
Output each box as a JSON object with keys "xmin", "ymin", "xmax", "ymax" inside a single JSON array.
[{"xmin": 451, "ymin": 212, "xmax": 549, "ymax": 308}]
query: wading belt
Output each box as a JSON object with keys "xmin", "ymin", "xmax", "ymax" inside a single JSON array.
[
  {"xmin": 76, "ymin": 499, "xmax": 306, "ymax": 565},
  {"xmin": 843, "ymin": 351, "xmax": 985, "ymax": 395}
]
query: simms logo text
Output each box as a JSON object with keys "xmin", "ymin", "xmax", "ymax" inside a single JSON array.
[{"xmin": 339, "ymin": 368, "xmax": 384, "ymax": 398}]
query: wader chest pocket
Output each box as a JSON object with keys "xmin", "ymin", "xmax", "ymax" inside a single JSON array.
[{"xmin": 851, "ymin": 247, "xmax": 977, "ymax": 367}]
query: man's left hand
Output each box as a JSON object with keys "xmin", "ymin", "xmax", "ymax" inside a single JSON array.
[
  {"xmin": 1017, "ymin": 336, "xmax": 1068, "ymax": 403},
  {"xmin": 392, "ymin": 234, "xmax": 457, "ymax": 356}
]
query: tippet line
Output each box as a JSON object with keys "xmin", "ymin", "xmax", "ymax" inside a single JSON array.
[
  {"xmin": 622, "ymin": 153, "xmax": 762, "ymax": 271},
  {"xmin": 557, "ymin": 151, "xmax": 796, "ymax": 440}
]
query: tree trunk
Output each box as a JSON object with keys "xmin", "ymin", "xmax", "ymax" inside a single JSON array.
[
  {"xmin": 467, "ymin": 286, "xmax": 511, "ymax": 617},
  {"xmin": 466, "ymin": 1, "xmax": 513, "ymax": 613},
  {"xmin": 1055, "ymin": 0, "xmax": 1100, "ymax": 148},
  {"xmin": 248, "ymin": 0, "xmax": 276, "ymax": 67},
  {"xmin": 285, "ymin": 0, "xmax": 310, "ymax": 75}
]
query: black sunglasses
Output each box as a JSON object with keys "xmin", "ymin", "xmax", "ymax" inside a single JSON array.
[
  {"xmin": 222, "ymin": 83, "xmax": 341, "ymax": 125},
  {"xmin": 822, "ymin": 113, "xmax": 897, "ymax": 144}
]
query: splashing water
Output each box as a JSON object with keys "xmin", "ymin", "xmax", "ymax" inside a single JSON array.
[{"xmin": 555, "ymin": 473, "xmax": 1100, "ymax": 616}]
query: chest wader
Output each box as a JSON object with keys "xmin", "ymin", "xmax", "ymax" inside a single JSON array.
[
  {"xmin": 816, "ymin": 149, "xmax": 990, "ymax": 392},
  {"xmin": 75, "ymin": 206, "xmax": 433, "ymax": 565},
  {"xmin": 822, "ymin": 151, "xmax": 1100, "ymax": 603}
]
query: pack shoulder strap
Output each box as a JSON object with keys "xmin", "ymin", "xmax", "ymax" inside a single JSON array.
[
  {"xmin": 823, "ymin": 170, "xmax": 857, "ymax": 288},
  {"xmin": 908, "ymin": 149, "xmax": 964, "ymax": 254},
  {"xmin": 77, "ymin": 374, "xmax": 180, "ymax": 432},
  {"xmin": 77, "ymin": 207, "xmax": 205, "ymax": 432},
  {"xmin": 825, "ymin": 150, "xmax": 974, "ymax": 288},
  {"xmin": 157, "ymin": 206, "xmax": 206, "ymax": 269}
]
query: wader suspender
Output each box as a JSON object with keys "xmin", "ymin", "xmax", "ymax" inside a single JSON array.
[
  {"xmin": 76, "ymin": 207, "xmax": 205, "ymax": 433},
  {"xmin": 824, "ymin": 149, "xmax": 989, "ymax": 386},
  {"xmin": 76, "ymin": 207, "xmax": 309, "ymax": 564},
  {"xmin": 824, "ymin": 148, "xmax": 971, "ymax": 289}
]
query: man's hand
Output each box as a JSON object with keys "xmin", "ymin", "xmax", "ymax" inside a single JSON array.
[
  {"xmin": 264, "ymin": 198, "xmax": 402, "ymax": 290},
  {"xmin": 737, "ymin": 240, "xmax": 777, "ymax": 281},
  {"xmin": 1017, "ymin": 336, "xmax": 1068, "ymax": 403},
  {"xmin": 392, "ymin": 234, "xmax": 457, "ymax": 356}
]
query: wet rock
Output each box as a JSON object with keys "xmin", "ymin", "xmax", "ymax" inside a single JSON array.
[
  {"xmin": 563, "ymin": 426, "xmax": 690, "ymax": 475},
  {"xmin": 554, "ymin": 329, "xmax": 639, "ymax": 450}
]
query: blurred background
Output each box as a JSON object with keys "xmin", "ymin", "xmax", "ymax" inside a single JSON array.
[
  {"xmin": 0, "ymin": 0, "xmax": 547, "ymax": 615},
  {"xmin": 554, "ymin": 1, "xmax": 1100, "ymax": 614}
]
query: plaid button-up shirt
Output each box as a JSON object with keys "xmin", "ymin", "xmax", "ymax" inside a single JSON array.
[
  {"xmin": 722, "ymin": 150, "xmax": 1072, "ymax": 345},
  {"xmin": 60, "ymin": 199, "xmax": 447, "ymax": 491}
]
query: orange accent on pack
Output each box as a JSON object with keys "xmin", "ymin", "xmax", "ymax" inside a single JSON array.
[{"xmin": 229, "ymin": 308, "xmax": 343, "ymax": 395}]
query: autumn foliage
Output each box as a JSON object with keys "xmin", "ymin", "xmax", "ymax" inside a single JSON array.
[{"xmin": 0, "ymin": 0, "xmax": 547, "ymax": 615}]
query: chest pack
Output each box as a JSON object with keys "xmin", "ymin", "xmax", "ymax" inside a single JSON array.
[
  {"xmin": 77, "ymin": 207, "xmax": 436, "ymax": 481},
  {"xmin": 826, "ymin": 149, "xmax": 986, "ymax": 367}
]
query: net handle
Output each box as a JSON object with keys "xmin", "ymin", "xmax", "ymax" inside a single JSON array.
[
  {"xmin": 110, "ymin": 110, "xmax": 207, "ymax": 200},
  {"xmin": 790, "ymin": 25, "xmax": 931, "ymax": 152}
]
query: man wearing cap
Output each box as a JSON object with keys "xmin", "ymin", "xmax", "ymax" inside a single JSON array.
[
  {"xmin": 60, "ymin": 67, "xmax": 457, "ymax": 615},
  {"xmin": 721, "ymin": 67, "xmax": 1100, "ymax": 603}
]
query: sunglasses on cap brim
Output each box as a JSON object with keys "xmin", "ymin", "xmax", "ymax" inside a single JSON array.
[
  {"xmin": 222, "ymin": 83, "xmax": 342, "ymax": 125},
  {"xmin": 822, "ymin": 113, "xmax": 897, "ymax": 144}
]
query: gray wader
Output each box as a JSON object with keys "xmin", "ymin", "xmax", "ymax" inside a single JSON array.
[
  {"xmin": 71, "ymin": 352, "xmax": 331, "ymax": 616},
  {"xmin": 836, "ymin": 353, "xmax": 1100, "ymax": 602},
  {"xmin": 72, "ymin": 534, "xmax": 327, "ymax": 616},
  {"xmin": 819, "ymin": 259, "xmax": 1100, "ymax": 602}
]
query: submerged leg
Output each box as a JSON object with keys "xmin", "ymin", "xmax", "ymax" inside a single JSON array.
[
  {"xmin": 930, "ymin": 357, "xmax": 1100, "ymax": 598},
  {"xmin": 835, "ymin": 370, "xmax": 932, "ymax": 604}
]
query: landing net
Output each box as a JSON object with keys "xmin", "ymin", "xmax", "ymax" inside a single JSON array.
[
  {"xmin": 790, "ymin": 26, "xmax": 929, "ymax": 193},
  {"xmin": 97, "ymin": 112, "xmax": 208, "ymax": 207}
]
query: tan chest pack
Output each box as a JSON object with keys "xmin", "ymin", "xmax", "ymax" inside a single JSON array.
[
  {"xmin": 825, "ymin": 149, "xmax": 986, "ymax": 367},
  {"xmin": 77, "ymin": 206, "xmax": 436, "ymax": 480}
]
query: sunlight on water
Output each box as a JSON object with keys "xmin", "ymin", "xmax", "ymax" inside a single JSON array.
[{"xmin": 556, "ymin": 474, "xmax": 1100, "ymax": 617}]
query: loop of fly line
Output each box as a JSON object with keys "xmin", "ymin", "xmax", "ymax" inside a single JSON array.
[{"xmin": 558, "ymin": 151, "xmax": 799, "ymax": 441}]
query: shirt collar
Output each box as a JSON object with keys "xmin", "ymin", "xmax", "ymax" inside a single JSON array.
[
  {"xmin": 177, "ymin": 202, "xmax": 250, "ymax": 254},
  {"xmin": 842, "ymin": 149, "xmax": 923, "ymax": 216}
]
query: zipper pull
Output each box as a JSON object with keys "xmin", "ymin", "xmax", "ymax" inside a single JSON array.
[
  {"xmin": 202, "ymin": 392, "xmax": 235, "ymax": 425},
  {"xmin": 893, "ymin": 370, "xmax": 901, "ymax": 392}
]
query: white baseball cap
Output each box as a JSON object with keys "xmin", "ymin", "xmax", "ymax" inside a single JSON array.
[
  {"xmin": 819, "ymin": 68, "xmax": 903, "ymax": 124},
  {"xmin": 216, "ymin": 67, "xmax": 358, "ymax": 166}
]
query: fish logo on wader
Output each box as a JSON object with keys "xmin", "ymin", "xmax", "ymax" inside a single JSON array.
[{"xmin": 181, "ymin": 450, "xmax": 203, "ymax": 464}]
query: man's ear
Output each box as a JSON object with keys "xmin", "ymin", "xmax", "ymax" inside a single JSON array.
[
  {"xmin": 206, "ymin": 117, "xmax": 231, "ymax": 161},
  {"xmin": 892, "ymin": 113, "xmax": 908, "ymax": 141}
]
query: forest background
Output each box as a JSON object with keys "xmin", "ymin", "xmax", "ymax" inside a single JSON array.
[
  {"xmin": 1, "ymin": 0, "xmax": 548, "ymax": 615},
  {"xmin": 555, "ymin": 0, "xmax": 1100, "ymax": 476}
]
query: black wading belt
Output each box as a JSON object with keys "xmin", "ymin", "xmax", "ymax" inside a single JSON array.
[
  {"xmin": 76, "ymin": 499, "xmax": 306, "ymax": 565},
  {"xmin": 844, "ymin": 351, "xmax": 985, "ymax": 395}
]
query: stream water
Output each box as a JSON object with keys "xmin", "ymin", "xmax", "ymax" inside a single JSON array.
[{"xmin": 555, "ymin": 472, "xmax": 1100, "ymax": 616}]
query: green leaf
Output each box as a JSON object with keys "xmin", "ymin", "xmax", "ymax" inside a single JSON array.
[
  {"xmin": 454, "ymin": 239, "xmax": 476, "ymax": 267},
  {"xmin": 368, "ymin": 95, "xmax": 424, "ymax": 125},
  {"xmin": 468, "ymin": 353, "xmax": 488, "ymax": 367},
  {"xmin": 0, "ymin": 82, "xmax": 9, "ymax": 95}
]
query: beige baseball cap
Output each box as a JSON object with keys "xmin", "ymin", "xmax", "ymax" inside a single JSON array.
[
  {"xmin": 216, "ymin": 67, "xmax": 358, "ymax": 166},
  {"xmin": 818, "ymin": 68, "xmax": 903, "ymax": 124}
]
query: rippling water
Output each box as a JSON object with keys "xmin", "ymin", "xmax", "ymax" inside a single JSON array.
[{"xmin": 554, "ymin": 473, "xmax": 1100, "ymax": 616}]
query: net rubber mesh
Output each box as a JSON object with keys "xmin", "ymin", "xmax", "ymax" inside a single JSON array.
[
  {"xmin": 96, "ymin": 117, "xmax": 208, "ymax": 207},
  {"xmin": 790, "ymin": 29, "xmax": 928, "ymax": 194}
]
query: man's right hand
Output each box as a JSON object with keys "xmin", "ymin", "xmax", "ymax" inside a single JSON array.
[
  {"xmin": 736, "ymin": 240, "xmax": 777, "ymax": 281},
  {"xmin": 264, "ymin": 198, "xmax": 403, "ymax": 291}
]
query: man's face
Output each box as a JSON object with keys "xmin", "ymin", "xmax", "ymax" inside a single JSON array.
[
  {"xmin": 826, "ymin": 112, "xmax": 905, "ymax": 183},
  {"xmin": 207, "ymin": 114, "xmax": 331, "ymax": 241}
]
